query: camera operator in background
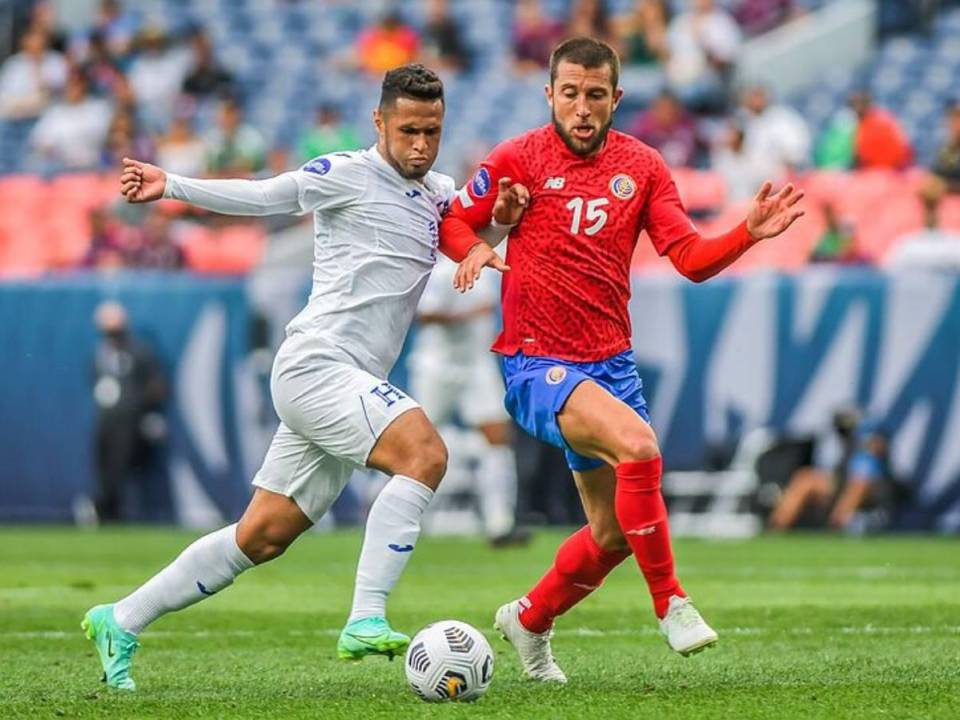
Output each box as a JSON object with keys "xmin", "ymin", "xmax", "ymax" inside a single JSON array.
[{"xmin": 91, "ymin": 301, "xmax": 168, "ymax": 522}]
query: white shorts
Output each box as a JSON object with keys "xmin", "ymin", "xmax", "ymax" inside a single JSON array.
[
  {"xmin": 409, "ymin": 353, "xmax": 508, "ymax": 428},
  {"xmin": 252, "ymin": 333, "xmax": 420, "ymax": 523}
]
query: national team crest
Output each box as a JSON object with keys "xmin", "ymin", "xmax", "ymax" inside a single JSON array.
[
  {"xmin": 546, "ymin": 366, "xmax": 567, "ymax": 385},
  {"xmin": 609, "ymin": 174, "xmax": 636, "ymax": 200}
]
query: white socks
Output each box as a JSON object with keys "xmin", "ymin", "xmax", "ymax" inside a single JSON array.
[
  {"xmin": 479, "ymin": 444, "xmax": 518, "ymax": 538},
  {"xmin": 113, "ymin": 523, "xmax": 253, "ymax": 635},
  {"xmin": 349, "ymin": 475, "xmax": 434, "ymax": 622}
]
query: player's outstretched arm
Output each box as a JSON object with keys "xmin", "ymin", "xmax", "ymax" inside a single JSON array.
[
  {"xmin": 120, "ymin": 157, "xmax": 302, "ymax": 216},
  {"xmin": 745, "ymin": 181, "xmax": 805, "ymax": 240},
  {"xmin": 663, "ymin": 182, "xmax": 805, "ymax": 283}
]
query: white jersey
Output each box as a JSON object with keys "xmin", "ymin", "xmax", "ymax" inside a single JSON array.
[{"xmin": 165, "ymin": 146, "xmax": 457, "ymax": 377}]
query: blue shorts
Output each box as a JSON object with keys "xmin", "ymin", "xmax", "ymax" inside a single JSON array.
[{"xmin": 501, "ymin": 350, "xmax": 650, "ymax": 472}]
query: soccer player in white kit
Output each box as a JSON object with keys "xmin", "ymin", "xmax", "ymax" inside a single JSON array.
[
  {"xmin": 409, "ymin": 257, "xmax": 524, "ymax": 545},
  {"xmin": 82, "ymin": 65, "xmax": 494, "ymax": 690}
]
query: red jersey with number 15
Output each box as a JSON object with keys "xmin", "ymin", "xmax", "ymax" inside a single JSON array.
[{"xmin": 445, "ymin": 124, "xmax": 699, "ymax": 362}]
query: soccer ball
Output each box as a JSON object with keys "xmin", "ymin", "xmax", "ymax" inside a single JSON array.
[{"xmin": 404, "ymin": 620, "xmax": 494, "ymax": 702}]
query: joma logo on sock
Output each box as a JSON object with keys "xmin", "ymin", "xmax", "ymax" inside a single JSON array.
[
  {"xmin": 196, "ymin": 581, "xmax": 217, "ymax": 596},
  {"xmin": 388, "ymin": 544, "xmax": 414, "ymax": 553}
]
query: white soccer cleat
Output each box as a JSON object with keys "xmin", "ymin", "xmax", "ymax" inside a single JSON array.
[
  {"xmin": 658, "ymin": 595, "xmax": 718, "ymax": 656},
  {"xmin": 494, "ymin": 600, "xmax": 567, "ymax": 684}
]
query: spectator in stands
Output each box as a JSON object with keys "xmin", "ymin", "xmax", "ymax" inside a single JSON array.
[
  {"xmin": 87, "ymin": 0, "xmax": 139, "ymax": 63},
  {"xmin": 356, "ymin": 11, "xmax": 420, "ymax": 75},
  {"xmin": 156, "ymin": 113, "xmax": 207, "ymax": 178},
  {"xmin": 769, "ymin": 409, "xmax": 894, "ymax": 533},
  {"xmin": 739, "ymin": 84, "xmax": 811, "ymax": 175},
  {"xmin": 83, "ymin": 208, "xmax": 128, "ymax": 270},
  {"xmin": 733, "ymin": 0, "xmax": 798, "ymax": 36},
  {"xmin": 100, "ymin": 108, "xmax": 154, "ymax": 171},
  {"xmin": 295, "ymin": 105, "xmax": 361, "ymax": 163},
  {"xmin": 920, "ymin": 100, "xmax": 960, "ymax": 201},
  {"xmin": 127, "ymin": 208, "xmax": 185, "ymax": 270},
  {"xmin": 421, "ymin": 0, "xmax": 470, "ymax": 72},
  {"xmin": 204, "ymin": 97, "xmax": 266, "ymax": 176},
  {"xmin": 83, "ymin": 30, "xmax": 124, "ymax": 97},
  {"xmin": 91, "ymin": 301, "xmax": 168, "ymax": 523},
  {"xmin": 613, "ymin": 0, "xmax": 670, "ymax": 67},
  {"xmin": 629, "ymin": 89, "xmax": 700, "ymax": 167},
  {"xmin": 0, "ymin": 27, "xmax": 68, "ymax": 120},
  {"xmin": 24, "ymin": 1, "xmax": 68, "ymax": 55},
  {"xmin": 127, "ymin": 24, "xmax": 191, "ymax": 133},
  {"xmin": 711, "ymin": 120, "xmax": 768, "ymax": 201},
  {"xmin": 182, "ymin": 29, "xmax": 234, "ymax": 101},
  {"xmin": 887, "ymin": 192, "xmax": 960, "ymax": 270},
  {"xmin": 512, "ymin": 0, "xmax": 565, "ymax": 73},
  {"xmin": 664, "ymin": 0, "xmax": 741, "ymax": 109},
  {"xmin": 814, "ymin": 107, "xmax": 856, "ymax": 169},
  {"xmin": 848, "ymin": 90, "xmax": 911, "ymax": 170},
  {"xmin": 809, "ymin": 203, "xmax": 864, "ymax": 264},
  {"xmin": 566, "ymin": 0, "xmax": 615, "ymax": 45},
  {"xmin": 28, "ymin": 69, "xmax": 112, "ymax": 172}
]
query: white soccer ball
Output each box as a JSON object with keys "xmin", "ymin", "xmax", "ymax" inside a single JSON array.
[{"xmin": 405, "ymin": 620, "xmax": 494, "ymax": 702}]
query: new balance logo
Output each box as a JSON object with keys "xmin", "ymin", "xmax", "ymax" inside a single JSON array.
[
  {"xmin": 543, "ymin": 177, "xmax": 565, "ymax": 190},
  {"xmin": 625, "ymin": 526, "xmax": 657, "ymax": 536},
  {"xmin": 388, "ymin": 543, "xmax": 414, "ymax": 553}
]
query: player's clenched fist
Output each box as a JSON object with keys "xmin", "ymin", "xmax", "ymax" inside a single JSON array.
[
  {"xmin": 493, "ymin": 177, "xmax": 530, "ymax": 226},
  {"xmin": 120, "ymin": 157, "xmax": 167, "ymax": 203},
  {"xmin": 453, "ymin": 242, "xmax": 510, "ymax": 293}
]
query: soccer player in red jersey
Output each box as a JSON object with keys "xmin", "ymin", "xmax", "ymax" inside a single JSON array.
[{"xmin": 438, "ymin": 37, "xmax": 804, "ymax": 683}]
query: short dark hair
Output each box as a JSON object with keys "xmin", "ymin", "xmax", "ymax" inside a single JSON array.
[
  {"xmin": 549, "ymin": 37, "xmax": 620, "ymax": 91},
  {"xmin": 379, "ymin": 64, "xmax": 444, "ymax": 111}
]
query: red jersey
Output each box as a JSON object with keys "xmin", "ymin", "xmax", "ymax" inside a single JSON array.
[{"xmin": 444, "ymin": 125, "xmax": 701, "ymax": 362}]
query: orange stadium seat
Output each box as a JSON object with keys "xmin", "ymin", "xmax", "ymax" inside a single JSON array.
[
  {"xmin": 672, "ymin": 169, "xmax": 728, "ymax": 212},
  {"xmin": 182, "ymin": 224, "xmax": 266, "ymax": 273}
]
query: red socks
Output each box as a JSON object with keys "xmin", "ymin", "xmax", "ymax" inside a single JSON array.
[
  {"xmin": 614, "ymin": 456, "xmax": 685, "ymax": 618},
  {"xmin": 518, "ymin": 525, "xmax": 629, "ymax": 633}
]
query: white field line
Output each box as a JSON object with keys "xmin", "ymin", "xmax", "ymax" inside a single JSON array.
[{"xmin": 6, "ymin": 625, "xmax": 960, "ymax": 640}]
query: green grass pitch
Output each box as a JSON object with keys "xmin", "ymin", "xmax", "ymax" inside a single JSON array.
[{"xmin": 1, "ymin": 527, "xmax": 958, "ymax": 719}]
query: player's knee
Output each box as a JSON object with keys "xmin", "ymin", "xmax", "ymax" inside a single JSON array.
[
  {"xmin": 237, "ymin": 520, "xmax": 298, "ymax": 565},
  {"xmin": 406, "ymin": 435, "xmax": 448, "ymax": 488},
  {"xmin": 615, "ymin": 426, "xmax": 660, "ymax": 463}
]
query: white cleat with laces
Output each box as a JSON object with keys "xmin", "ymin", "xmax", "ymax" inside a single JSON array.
[
  {"xmin": 659, "ymin": 595, "xmax": 718, "ymax": 656},
  {"xmin": 494, "ymin": 600, "xmax": 568, "ymax": 683}
]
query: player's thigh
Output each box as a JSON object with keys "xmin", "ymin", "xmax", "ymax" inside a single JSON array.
[
  {"xmin": 573, "ymin": 465, "xmax": 628, "ymax": 553},
  {"xmin": 366, "ymin": 407, "xmax": 448, "ymax": 489},
  {"xmin": 558, "ymin": 380, "xmax": 659, "ymax": 466},
  {"xmin": 251, "ymin": 421, "xmax": 353, "ymax": 527},
  {"xmin": 272, "ymin": 350, "xmax": 420, "ymax": 467}
]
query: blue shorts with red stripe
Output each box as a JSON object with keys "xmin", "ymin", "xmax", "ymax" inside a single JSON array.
[{"xmin": 501, "ymin": 350, "xmax": 650, "ymax": 472}]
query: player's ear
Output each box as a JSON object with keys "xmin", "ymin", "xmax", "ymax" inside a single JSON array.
[
  {"xmin": 544, "ymin": 83, "xmax": 554, "ymax": 109},
  {"xmin": 373, "ymin": 108, "xmax": 385, "ymax": 137},
  {"xmin": 612, "ymin": 87, "xmax": 624, "ymax": 111}
]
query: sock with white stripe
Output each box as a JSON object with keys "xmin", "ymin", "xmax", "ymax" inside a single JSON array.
[
  {"xmin": 348, "ymin": 475, "xmax": 434, "ymax": 622},
  {"xmin": 113, "ymin": 523, "xmax": 253, "ymax": 635}
]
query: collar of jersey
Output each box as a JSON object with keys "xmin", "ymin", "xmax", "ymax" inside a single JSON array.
[{"xmin": 367, "ymin": 144, "xmax": 430, "ymax": 191}]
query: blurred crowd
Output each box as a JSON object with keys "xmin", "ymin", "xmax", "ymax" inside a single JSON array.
[{"xmin": 1, "ymin": 0, "xmax": 959, "ymax": 272}]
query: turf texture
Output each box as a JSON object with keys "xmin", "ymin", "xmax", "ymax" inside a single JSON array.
[{"xmin": 0, "ymin": 528, "xmax": 958, "ymax": 719}]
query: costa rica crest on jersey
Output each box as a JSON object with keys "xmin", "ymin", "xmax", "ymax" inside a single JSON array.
[{"xmin": 610, "ymin": 174, "xmax": 636, "ymax": 200}]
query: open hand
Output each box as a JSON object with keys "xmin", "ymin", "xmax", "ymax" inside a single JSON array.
[
  {"xmin": 453, "ymin": 243, "xmax": 510, "ymax": 293},
  {"xmin": 492, "ymin": 177, "xmax": 530, "ymax": 226},
  {"xmin": 120, "ymin": 157, "xmax": 166, "ymax": 203},
  {"xmin": 746, "ymin": 181, "xmax": 805, "ymax": 240}
]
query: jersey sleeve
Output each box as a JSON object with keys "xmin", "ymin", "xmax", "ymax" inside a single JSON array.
[
  {"xmin": 438, "ymin": 139, "xmax": 527, "ymax": 261},
  {"xmin": 292, "ymin": 154, "xmax": 368, "ymax": 213},
  {"xmin": 448, "ymin": 139, "xmax": 528, "ymax": 231},
  {"xmin": 642, "ymin": 153, "xmax": 700, "ymax": 256}
]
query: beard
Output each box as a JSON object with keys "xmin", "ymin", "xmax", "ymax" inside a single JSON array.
[
  {"xmin": 552, "ymin": 111, "xmax": 614, "ymax": 157},
  {"xmin": 383, "ymin": 136, "xmax": 432, "ymax": 179}
]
